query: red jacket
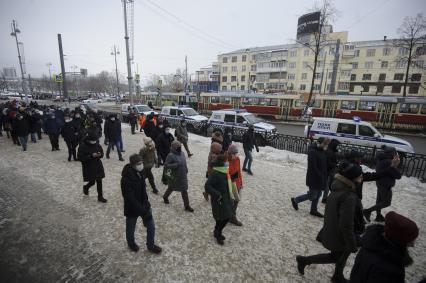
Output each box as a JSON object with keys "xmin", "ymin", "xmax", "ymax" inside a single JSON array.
[{"xmin": 228, "ymin": 155, "xmax": 242, "ymax": 189}]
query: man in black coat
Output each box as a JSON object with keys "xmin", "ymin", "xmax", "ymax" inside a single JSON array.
[
  {"xmin": 322, "ymin": 139, "xmax": 340, "ymax": 203},
  {"xmin": 363, "ymin": 146, "xmax": 401, "ymax": 222},
  {"xmin": 350, "ymin": 211, "xmax": 419, "ymax": 283},
  {"xmin": 27, "ymin": 109, "xmax": 41, "ymax": 142},
  {"xmin": 77, "ymin": 133, "xmax": 107, "ymax": 203},
  {"xmin": 14, "ymin": 113, "xmax": 30, "ymax": 151},
  {"xmin": 242, "ymin": 125, "xmax": 259, "ymax": 175},
  {"xmin": 156, "ymin": 125, "xmax": 174, "ymax": 165},
  {"xmin": 291, "ymin": 137, "xmax": 330, "ymax": 217},
  {"xmin": 121, "ymin": 154, "xmax": 162, "ymax": 254},
  {"xmin": 61, "ymin": 115, "xmax": 79, "ymax": 161},
  {"xmin": 143, "ymin": 115, "xmax": 158, "ymax": 140},
  {"xmin": 128, "ymin": 108, "xmax": 138, "ymax": 135},
  {"xmin": 105, "ymin": 114, "xmax": 124, "ymax": 161}
]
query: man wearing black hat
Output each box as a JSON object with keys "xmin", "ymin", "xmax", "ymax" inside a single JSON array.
[
  {"xmin": 296, "ymin": 162, "xmax": 363, "ymax": 283},
  {"xmin": 121, "ymin": 154, "xmax": 162, "ymax": 253},
  {"xmin": 363, "ymin": 146, "xmax": 401, "ymax": 222}
]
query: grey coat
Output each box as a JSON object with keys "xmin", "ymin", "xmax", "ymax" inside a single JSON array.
[
  {"xmin": 164, "ymin": 149, "xmax": 188, "ymax": 192},
  {"xmin": 175, "ymin": 125, "xmax": 188, "ymax": 143}
]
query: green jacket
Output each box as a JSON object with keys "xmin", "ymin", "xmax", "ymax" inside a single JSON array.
[{"xmin": 204, "ymin": 166, "xmax": 233, "ymax": 220}]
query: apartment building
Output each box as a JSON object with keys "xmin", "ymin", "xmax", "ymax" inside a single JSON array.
[
  {"xmin": 216, "ymin": 31, "xmax": 425, "ymax": 96},
  {"xmin": 192, "ymin": 63, "xmax": 219, "ymax": 92}
]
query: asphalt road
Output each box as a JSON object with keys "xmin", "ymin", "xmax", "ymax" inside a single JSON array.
[{"xmin": 270, "ymin": 122, "xmax": 426, "ymax": 155}]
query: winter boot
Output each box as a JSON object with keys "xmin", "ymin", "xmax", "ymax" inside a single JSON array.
[
  {"xmin": 148, "ymin": 245, "xmax": 162, "ymax": 254},
  {"xmin": 291, "ymin": 198, "xmax": 299, "ymax": 211},
  {"xmin": 310, "ymin": 211, "xmax": 324, "ymax": 218},
  {"xmin": 184, "ymin": 206, "xmax": 194, "ymax": 213},
  {"xmin": 128, "ymin": 243, "xmax": 139, "ymax": 252},
  {"xmin": 98, "ymin": 196, "xmax": 107, "ymax": 203},
  {"xmin": 296, "ymin": 256, "xmax": 308, "ymax": 275},
  {"xmin": 83, "ymin": 185, "xmax": 89, "ymax": 195}
]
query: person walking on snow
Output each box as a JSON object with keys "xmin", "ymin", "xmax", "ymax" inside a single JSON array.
[
  {"xmin": 174, "ymin": 119, "xmax": 193, "ymax": 157},
  {"xmin": 121, "ymin": 154, "xmax": 162, "ymax": 254},
  {"xmin": 322, "ymin": 139, "xmax": 340, "ymax": 204},
  {"xmin": 242, "ymin": 125, "xmax": 259, "ymax": 175},
  {"xmin": 227, "ymin": 144, "xmax": 243, "ymax": 226},
  {"xmin": 105, "ymin": 114, "xmax": 124, "ymax": 161},
  {"xmin": 139, "ymin": 137, "xmax": 159, "ymax": 194},
  {"xmin": 61, "ymin": 114, "xmax": 79, "ymax": 161}
]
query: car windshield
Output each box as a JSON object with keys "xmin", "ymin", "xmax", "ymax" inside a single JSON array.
[
  {"xmin": 182, "ymin": 108, "xmax": 198, "ymax": 116},
  {"xmin": 244, "ymin": 114, "xmax": 260, "ymax": 124},
  {"xmin": 136, "ymin": 105, "xmax": 151, "ymax": 112}
]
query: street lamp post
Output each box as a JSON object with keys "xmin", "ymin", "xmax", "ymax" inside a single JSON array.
[
  {"xmin": 111, "ymin": 45, "xmax": 121, "ymax": 103},
  {"xmin": 46, "ymin": 62, "xmax": 54, "ymax": 97},
  {"xmin": 71, "ymin": 65, "xmax": 79, "ymax": 96},
  {"xmin": 10, "ymin": 20, "xmax": 27, "ymax": 104}
]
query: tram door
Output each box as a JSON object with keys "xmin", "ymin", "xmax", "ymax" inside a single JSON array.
[
  {"xmin": 323, "ymin": 100, "xmax": 338, "ymax": 118},
  {"xmin": 377, "ymin": 102, "xmax": 397, "ymax": 129},
  {"xmin": 232, "ymin": 97, "xmax": 241, "ymax": 109},
  {"xmin": 279, "ymin": 99, "xmax": 293, "ymax": 120}
]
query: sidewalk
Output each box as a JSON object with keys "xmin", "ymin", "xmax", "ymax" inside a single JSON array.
[{"xmin": 0, "ymin": 126, "xmax": 424, "ymax": 282}]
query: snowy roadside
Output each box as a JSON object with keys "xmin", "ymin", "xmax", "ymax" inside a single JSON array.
[{"xmin": 0, "ymin": 124, "xmax": 424, "ymax": 282}]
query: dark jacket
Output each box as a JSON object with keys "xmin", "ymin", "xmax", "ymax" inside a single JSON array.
[
  {"xmin": 306, "ymin": 142, "xmax": 328, "ymax": 190},
  {"xmin": 43, "ymin": 117, "xmax": 61, "ymax": 135},
  {"xmin": 350, "ymin": 224, "xmax": 407, "ymax": 283},
  {"xmin": 205, "ymin": 167, "xmax": 234, "ymax": 220},
  {"xmin": 375, "ymin": 152, "xmax": 401, "ymax": 189},
  {"xmin": 242, "ymin": 129, "xmax": 258, "ymax": 151},
  {"xmin": 175, "ymin": 124, "xmax": 188, "ymax": 143},
  {"xmin": 222, "ymin": 129, "xmax": 232, "ymax": 152},
  {"xmin": 61, "ymin": 121, "xmax": 78, "ymax": 142},
  {"xmin": 105, "ymin": 119, "xmax": 122, "ymax": 142},
  {"xmin": 144, "ymin": 120, "xmax": 158, "ymax": 140},
  {"xmin": 13, "ymin": 116, "xmax": 30, "ymax": 137},
  {"xmin": 128, "ymin": 112, "xmax": 138, "ymax": 125},
  {"xmin": 77, "ymin": 141, "xmax": 105, "ymax": 182},
  {"xmin": 28, "ymin": 112, "xmax": 42, "ymax": 133},
  {"xmin": 325, "ymin": 139, "xmax": 340, "ymax": 175},
  {"xmin": 320, "ymin": 174, "xmax": 359, "ymax": 252},
  {"xmin": 164, "ymin": 148, "xmax": 188, "ymax": 192},
  {"xmin": 157, "ymin": 131, "xmax": 174, "ymax": 158},
  {"xmin": 121, "ymin": 164, "xmax": 151, "ymax": 218}
]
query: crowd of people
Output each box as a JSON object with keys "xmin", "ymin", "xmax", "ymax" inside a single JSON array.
[{"xmin": 0, "ymin": 100, "xmax": 421, "ymax": 282}]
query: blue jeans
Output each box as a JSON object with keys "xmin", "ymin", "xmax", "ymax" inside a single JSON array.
[
  {"xmin": 126, "ymin": 214, "xmax": 155, "ymax": 249},
  {"xmin": 30, "ymin": 132, "xmax": 37, "ymax": 142},
  {"xmin": 118, "ymin": 135, "xmax": 124, "ymax": 151},
  {"xmin": 294, "ymin": 188, "xmax": 322, "ymax": 213},
  {"xmin": 18, "ymin": 135, "xmax": 28, "ymax": 151},
  {"xmin": 107, "ymin": 139, "xmax": 123, "ymax": 159},
  {"xmin": 243, "ymin": 149, "xmax": 253, "ymax": 171}
]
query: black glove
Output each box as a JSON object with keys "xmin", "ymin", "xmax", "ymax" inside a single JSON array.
[{"xmin": 142, "ymin": 213, "xmax": 153, "ymax": 227}]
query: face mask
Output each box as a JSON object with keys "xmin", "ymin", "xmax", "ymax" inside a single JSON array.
[
  {"xmin": 165, "ymin": 130, "xmax": 170, "ymax": 134},
  {"xmin": 51, "ymin": 115, "xmax": 55, "ymax": 119},
  {"xmin": 159, "ymin": 125, "xmax": 163, "ymax": 128},
  {"xmin": 110, "ymin": 118, "xmax": 115, "ymax": 121},
  {"xmin": 75, "ymin": 115, "xmax": 80, "ymax": 118},
  {"xmin": 88, "ymin": 140, "xmax": 97, "ymax": 144},
  {"xmin": 65, "ymin": 119, "xmax": 71, "ymax": 123},
  {"xmin": 135, "ymin": 164, "xmax": 144, "ymax": 172},
  {"xmin": 18, "ymin": 116, "xmax": 23, "ymax": 120},
  {"xmin": 176, "ymin": 147, "xmax": 181, "ymax": 153}
]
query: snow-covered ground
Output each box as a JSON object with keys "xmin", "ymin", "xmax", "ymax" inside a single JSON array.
[{"xmin": 0, "ymin": 124, "xmax": 425, "ymax": 282}]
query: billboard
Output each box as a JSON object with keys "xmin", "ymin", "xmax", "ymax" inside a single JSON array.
[{"xmin": 297, "ymin": 12, "xmax": 321, "ymax": 39}]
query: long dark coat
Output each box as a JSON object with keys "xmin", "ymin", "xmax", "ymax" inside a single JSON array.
[
  {"xmin": 14, "ymin": 117, "xmax": 30, "ymax": 137},
  {"xmin": 77, "ymin": 141, "xmax": 105, "ymax": 182},
  {"xmin": 205, "ymin": 168, "xmax": 233, "ymax": 220},
  {"xmin": 157, "ymin": 132, "xmax": 174, "ymax": 160},
  {"xmin": 164, "ymin": 149, "xmax": 188, "ymax": 192},
  {"xmin": 306, "ymin": 142, "xmax": 328, "ymax": 190},
  {"xmin": 28, "ymin": 113, "xmax": 42, "ymax": 133},
  {"xmin": 61, "ymin": 121, "xmax": 78, "ymax": 142},
  {"xmin": 121, "ymin": 164, "xmax": 151, "ymax": 218},
  {"xmin": 105, "ymin": 119, "xmax": 122, "ymax": 142}
]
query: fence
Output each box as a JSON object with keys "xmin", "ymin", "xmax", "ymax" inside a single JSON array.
[{"xmin": 99, "ymin": 109, "xmax": 426, "ymax": 182}]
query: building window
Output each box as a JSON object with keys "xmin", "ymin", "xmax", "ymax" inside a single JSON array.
[
  {"xmin": 314, "ymin": 73, "xmax": 322, "ymax": 80},
  {"xmin": 241, "ymin": 75, "xmax": 246, "ymax": 82},
  {"xmin": 394, "ymin": 73, "xmax": 404, "ymax": 80},
  {"xmin": 300, "ymin": 84, "xmax": 306, "ymax": 90},
  {"xmin": 379, "ymin": 73, "xmax": 386, "ymax": 81},
  {"xmin": 399, "ymin": 47, "xmax": 409, "ymax": 55},
  {"xmin": 222, "ymin": 66, "xmax": 228, "ymax": 73},
  {"xmin": 290, "ymin": 50, "xmax": 297, "ymax": 57},
  {"xmin": 329, "ymin": 47, "xmax": 335, "ymax": 55},
  {"xmin": 395, "ymin": 61, "xmax": 406, "ymax": 68},
  {"xmin": 338, "ymin": 82, "xmax": 350, "ymax": 90},
  {"xmin": 352, "ymin": 62, "xmax": 358, "ymax": 69},
  {"xmin": 377, "ymin": 84, "xmax": 384, "ymax": 93},
  {"xmin": 222, "ymin": 76, "xmax": 227, "ymax": 82},
  {"xmin": 231, "ymin": 86, "xmax": 236, "ymax": 91},
  {"xmin": 392, "ymin": 85, "xmax": 401, "ymax": 93},
  {"xmin": 383, "ymin": 48, "xmax": 391, "ymax": 56},
  {"xmin": 231, "ymin": 76, "xmax": 237, "ymax": 82},
  {"xmin": 304, "ymin": 49, "xmax": 310, "ymax": 56},
  {"xmin": 354, "ymin": 50, "xmax": 360, "ymax": 57},
  {"xmin": 303, "ymin": 62, "xmax": 309, "ymax": 69},
  {"xmin": 231, "ymin": 66, "xmax": 237, "ymax": 72},
  {"xmin": 222, "ymin": 57, "xmax": 228, "ymax": 63},
  {"xmin": 362, "ymin": 85, "xmax": 370, "ymax": 92},
  {"xmin": 221, "ymin": 86, "xmax": 227, "ymax": 91},
  {"xmin": 251, "ymin": 65, "xmax": 256, "ymax": 71},
  {"xmin": 337, "ymin": 123, "xmax": 356, "ymax": 134},
  {"xmin": 400, "ymin": 103, "xmax": 420, "ymax": 113},
  {"xmin": 344, "ymin": 44, "xmax": 354, "ymax": 50},
  {"xmin": 313, "ymin": 84, "xmax": 321, "ymax": 91},
  {"xmin": 242, "ymin": 55, "xmax": 247, "ymax": 62},
  {"xmin": 365, "ymin": 61, "xmax": 374, "ymax": 69},
  {"xmin": 341, "ymin": 70, "xmax": 351, "ymax": 77},
  {"xmin": 366, "ymin": 49, "xmax": 376, "ymax": 57},
  {"xmin": 341, "ymin": 100, "xmax": 357, "ymax": 110},
  {"xmin": 350, "ymin": 74, "xmax": 356, "ymax": 81},
  {"xmin": 415, "ymin": 60, "xmax": 424, "ymax": 69},
  {"xmin": 302, "ymin": 73, "xmax": 307, "ymax": 80},
  {"xmin": 231, "ymin": 56, "xmax": 237, "ymax": 63},
  {"xmin": 241, "ymin": 65, "xmax": 246, "ymax": 72},
  {"xmin": 289, "ymin": 62, "xmax": 296, "ymax": 69},
  {"xmin": 288, "ymin": 73, "xmax": 295, "ymax": 80},
  {"xmin": 362, "ymin": 74, "xmax": 372, "ymax": 80},
  {"xmin": 411, "ymin": 73, "xmax": 421, "ymax": 81},
  {"xmin": 409, "ymin": 86, "xmax": 419, "ymax": 94},
  {"xmin": 251, "ymin": 55, "xmax": 256, "ymax": 61},
  {"xmin": 250, "ymin": 75, "xmax": 256, "ymax": 82},
  {"xmin": 359, "ymin": 101, "xmax": 377, "ymax": 111},
  {"xmin": 240, "ymin": 85, "xmax": 245, "ymax": 91},
  {"xmin": 349, "ymin": 84, "xmax": 355, "ymax": 92},
  {"xmin": 381, "ymin": 61, "xmax": 388, "ymax": 68}
]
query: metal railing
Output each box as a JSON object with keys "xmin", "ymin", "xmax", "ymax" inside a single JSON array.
[{"xmin": 98, "ymin": 109, "xmax": 426, "ymax": 182}]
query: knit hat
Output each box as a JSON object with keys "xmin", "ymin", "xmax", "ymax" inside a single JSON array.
[
  {"xmin": 171, "ymin": 140, "xmax": 181, "ymax": 151},
  {"xmin": 143, "ymin": 137, "xmax": 153, "ymax": 145},
  {"xmin": 129, "ymin": 154, "xmax": 142, "ymax": 166},
  {"xmin": 385, "ymin": 211, "xmax": 419, "ymax": 245},
  {"xmin": 228, "ymin": 143, "xmax": 238, "ymax": 154},
  {"xmin": 340, "ymin": 162, "xmax": 363, "ymax": 180}
]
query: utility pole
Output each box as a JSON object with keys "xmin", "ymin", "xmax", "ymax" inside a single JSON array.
[
  {"xmin": 57, "ymin": 34, "xmax": 68, "ymax": 101},
  {"xmin": 46, "ymin": 62, "xmax": 54, "ymax": 96},
  {"xmin": 28, "ymin": 74, "xmax": 33, "ymax": 95},
  {"xmin": 185, "ymin": 55, "xmax": 188, "ymax": 103},
  {"xmin": 10, "ymin": 20, "xmax": 28, "ymax": 104},
  {"xmin": 122, "ymin": 0, "xmax": 134, "ymax": 105},
  {"xmin": 111, "ymin": 45, "xmax": 120, "ymax": 103}
]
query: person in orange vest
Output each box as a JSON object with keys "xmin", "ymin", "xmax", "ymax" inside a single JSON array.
[
  {"xmin": 227, "ymin": 143, "xmax": 243, "ymax": 226},
  {"xmin": 138, "ymin": 113, "xmax": 146, "ymax": 132}
]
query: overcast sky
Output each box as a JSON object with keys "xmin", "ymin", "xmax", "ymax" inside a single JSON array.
[{"xmin": 0, "ymin": 0, "xmax": 424, "ymax": 84}]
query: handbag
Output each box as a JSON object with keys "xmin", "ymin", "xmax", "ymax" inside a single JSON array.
[{"xmin": 161, "ymin": 168, "xmax": 176, "ymax": 185}]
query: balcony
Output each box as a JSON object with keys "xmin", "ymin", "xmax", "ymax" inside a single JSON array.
[
  {"xmin": 342, "ymin": 50, "xmax": 355, "ymax": 58},
  {"xmin": 256, "ymin": 66, "xmax": 287, "ymax": 73}
]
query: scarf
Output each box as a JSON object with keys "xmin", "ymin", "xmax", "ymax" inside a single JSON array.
[{"xmin": 213, "ymin": 166, "xmax": 234, "ymax": 200}]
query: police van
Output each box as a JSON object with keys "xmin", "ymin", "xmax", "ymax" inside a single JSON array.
[
  {"xmin": 305, "ymin": 117, "xmax": 415, "ymax": 153},
  {"xmin": 208, "ymin": 109, "xmax": 277, "ymax": 145},
  {"xmin": 121, "ymin": 104, "xmax": 158, "ymax": 116},
  {"xmin": 160, "ymin": 105, "xmax": 208, "ymax": 122}
]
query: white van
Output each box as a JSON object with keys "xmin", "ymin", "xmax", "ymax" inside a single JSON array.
[
  {"xmin": 121, "ymin": 104, "xmax": 158, "ymax": 116},
  {"xmin": 305, "ymin": 117, "xmax": 415, "ymax": 153},
  {"xmin": 160, "ymin": 106, "xmax": 208, "ymax": 122}
]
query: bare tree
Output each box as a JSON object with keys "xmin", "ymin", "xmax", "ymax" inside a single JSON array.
[
  {"xmin": 394, "ymin": 13, "xmax": 426, "ymax": 97},
  {"xmin": 298, "ymin": 0, "xmax": 338, "ymax": 115}
]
